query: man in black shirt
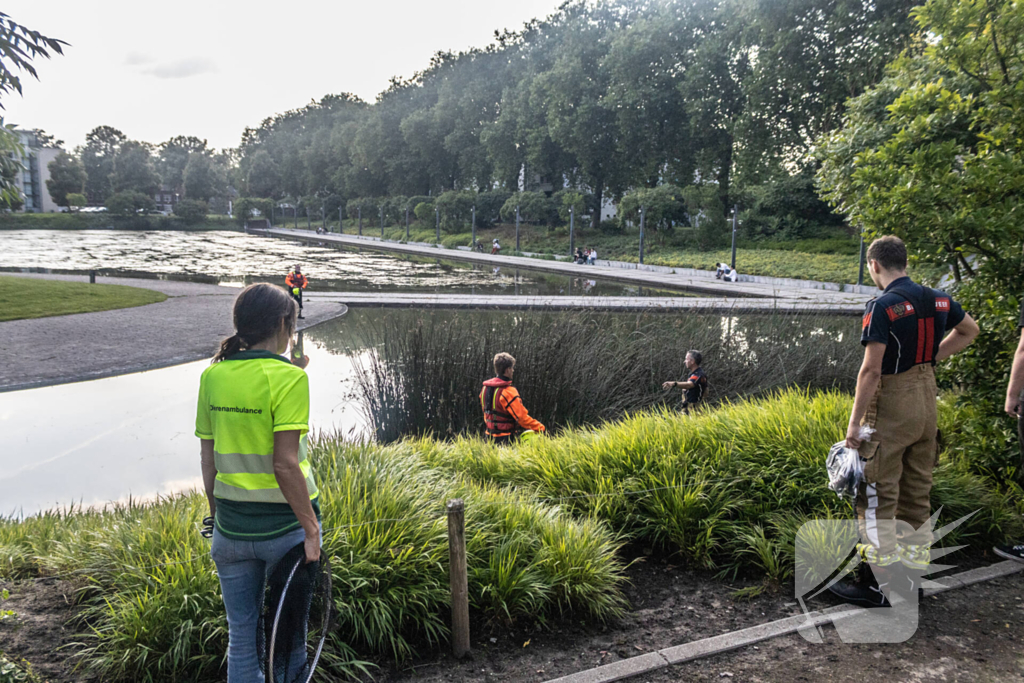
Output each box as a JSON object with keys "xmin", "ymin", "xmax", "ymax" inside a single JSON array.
[
  {"xmin": 662, "ymin": 350, "xmax": 708, "ymax": 415},
  {"xmin": 830, "ymin": 236, "xmax": 978, "ymax": 607},
  {"xmin": 993, "ymin": 297, "xmax": 1024, "ymax": 563}
]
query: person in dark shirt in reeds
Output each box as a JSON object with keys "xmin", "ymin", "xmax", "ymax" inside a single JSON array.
[{"xmin": 662, "ymin": 350, "xmax": 707, "ymax": 415}]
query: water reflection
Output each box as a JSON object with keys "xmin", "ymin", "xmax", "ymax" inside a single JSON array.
[
  {"xmin": 0, "ymin": 333, "xmax": 364, "ymax": 516},
  {"xmin": 0, "ymin": 230, "xmax": 687, "ymax": 297}
]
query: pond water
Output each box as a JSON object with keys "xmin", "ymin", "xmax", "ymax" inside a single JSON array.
[
  {"xmin": 0, "ymin": 308, "xmax": 857, "ymax": 516},
  {"xmin": 0, "ymin": 230, "xmax": 687, "ymax": 297}
]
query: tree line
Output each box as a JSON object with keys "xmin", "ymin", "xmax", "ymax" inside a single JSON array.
[{"xmin": 232, "ymin": 0, "xmax": 919, "ymax": 236}]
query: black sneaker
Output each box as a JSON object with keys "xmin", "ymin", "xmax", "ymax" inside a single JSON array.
[
  {"xmin": 994, "ymin": 543, "xmax": 1024, "ymax": 563},
  {"xmin": 828, "ymin": 563, "xmax": 891, "ymax": 607}
]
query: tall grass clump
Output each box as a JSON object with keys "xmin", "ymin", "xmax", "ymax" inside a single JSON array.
[
  {"xmin": 333, "ymin": 309, "xmax": 860, "ymax": 442},
  {"xmin": 416, "ymin": 389, "xmax": 1022, "ymax": 582},
  {"xmin": 0, "ymin": 441, "xmax": 625, "ymax": 682}
]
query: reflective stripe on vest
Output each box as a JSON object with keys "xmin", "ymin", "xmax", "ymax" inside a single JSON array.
[{"xmin": 213, "ymin": 437, "xmax": 318, "ymax": 503}]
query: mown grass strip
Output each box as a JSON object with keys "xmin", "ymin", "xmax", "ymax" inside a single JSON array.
[{"xmin": 0, "ymin": 276, "xmax": 167, "ymax": 321}]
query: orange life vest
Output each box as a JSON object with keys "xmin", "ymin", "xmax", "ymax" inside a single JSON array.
[{"xmin": 481, "ymin": 377, "xmax": 517, "ymax": 436}]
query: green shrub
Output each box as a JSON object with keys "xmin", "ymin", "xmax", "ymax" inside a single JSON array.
[
  {"xmin": 172, "ymin": 199, "xmax": 208, "ymax": 224},
  {"xmin": 499, "ymin": 191, "xmax": 557, "ymax": 225},
  {"xmin": 105, "ymin": 191, "xmax": 155, "ymax": 218},
  {"xmin": 435, "ymin": 191, "xmax": 475, "ymax": 232},
  {"xmin": 414, "ymin": 201, "xmax": 435, "ymax": 222}
]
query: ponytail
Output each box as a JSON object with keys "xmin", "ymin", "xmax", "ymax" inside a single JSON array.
[
  {"xmin": 213, "ymin": 333, "xmax": 245, "ymax": 363},
  {"xmin": 211, "ymin": 283, "xmax": 297, "ymax": 363}
]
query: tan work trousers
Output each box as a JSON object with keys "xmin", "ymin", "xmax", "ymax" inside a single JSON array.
[{"xmin": 855, "ymin": 364, "xmax": 939, "ymax": 557}]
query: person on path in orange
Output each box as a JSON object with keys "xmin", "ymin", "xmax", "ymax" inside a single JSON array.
[
  {"xmin": 285, "ymin": 264, "xmax": 308, "ymax": 319},
  {"xmin": 480, "ymin": 352, "xmax": 545, "ymax": 445}
]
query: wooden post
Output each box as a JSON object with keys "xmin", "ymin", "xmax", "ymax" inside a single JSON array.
[
  {"xmin": 447, "ymin": 499, "xmax": 470, "ymax": 658},
  {"xmin": 89, "ymin": 270, "xmax": 96, "ymax": 284}
]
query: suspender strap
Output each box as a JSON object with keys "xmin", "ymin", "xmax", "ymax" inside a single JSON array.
[{"xmin": 888, "ymin": 284, "xmax": 939, "ymax": 365}]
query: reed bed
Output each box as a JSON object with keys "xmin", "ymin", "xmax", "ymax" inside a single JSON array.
[
  {"xmin": 345, "ymin": 309, "xmax": 861, "ymax": 442},
  {"xmin": 0, "ymin": 442, "xmax": 625, "ymax": 682}
]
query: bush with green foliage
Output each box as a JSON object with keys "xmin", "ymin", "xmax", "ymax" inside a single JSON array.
[
  {"xmin": 618, "ymin": 185, "xmax": 687, "ymax": 232},
  {"xmin": 740, "ymin": 172, "xmax": 845, "ymax": 241},
  {"xmin": 172, "ymin": 199, "xmax": 208, "ymax": 224},
  {"xmin": 499, "ymin": 191, "xmax": 557, "ymax": 225},
  {"xmin": 681, "ymin": 184, "xmax": 728, "ymax": 249},
  {"xmin": 232, "ymin": 197, "xmax": 275, "ymax": 226},
  {"xmin": 472, "ymin": 190, "xmax": 512, "ymax": 228},
  {"xmin": 413, "ymin": 201, "xmax": 435, "ymax": 222},
  {"xmin": 66, "ymin": 193, "xmax": 87, "ymax": 212},
  {"xmin": 105, "ymin": 191, "xmax": 155, "ymax": 218},
  {"xmin": 435, "ymin": 190, "xmax": 475, "ymax": 232},
  {"xmin": 345, "ymin": 197, "xmax": 381, "ymax": 224}
]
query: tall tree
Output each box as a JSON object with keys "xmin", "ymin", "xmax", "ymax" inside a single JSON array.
[
  {"xmin": 45, "ymin": 151, "xmax": 86, "ymax": 208},
  {"xmin": 183, "ymin": 152, "xmax": 226, "ymax": 202},
  {"xmin": 111, "ymin": 140, "xmax": 159, "ymax": 195},
  {"xmin": 158, "ymin": 136, "xmax": 207, "ymax": 193},
  {"xmin": 80, "ymin": 125, "xmax": 126, "ymax": 204}
]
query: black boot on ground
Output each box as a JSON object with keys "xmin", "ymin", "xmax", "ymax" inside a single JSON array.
[
  {"xmin": 994, "ymin": 543, "xmax": 1024, "ymax": 563},
  {"xmin": 827, "ymin": 563, "xmax": 891, "ymax": 608}
]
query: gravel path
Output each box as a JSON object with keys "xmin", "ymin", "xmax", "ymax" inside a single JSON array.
[{"xmin": 0, "ymin": 273, "xmax": 347, "ymax": 392}]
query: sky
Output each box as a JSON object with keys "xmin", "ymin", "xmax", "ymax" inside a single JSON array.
[{"xmin": 5, "ymin": 0, "xmax": 566, "ymax": 151}]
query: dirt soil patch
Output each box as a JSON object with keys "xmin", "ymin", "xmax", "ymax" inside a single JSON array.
[{"xmin": 0, "ymin": 578, "xmax": 91, "ymax": 682}]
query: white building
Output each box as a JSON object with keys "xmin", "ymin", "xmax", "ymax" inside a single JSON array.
[{"xmin": 13, "ymin": 129, "xmax": 61, "ymax": 213}]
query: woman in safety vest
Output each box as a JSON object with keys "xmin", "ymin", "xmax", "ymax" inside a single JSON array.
[
  {"xmin": 196, "ymin": 283, "xmax": 319, "ymax": 682},
  {"xmin": 480, "ymin": 352, "xmax": 545, "ymax": 444}
]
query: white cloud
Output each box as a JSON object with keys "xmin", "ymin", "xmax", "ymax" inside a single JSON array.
[{"xmin": 142, "ymin": 57, "xmax": 217, "ymax": 79}]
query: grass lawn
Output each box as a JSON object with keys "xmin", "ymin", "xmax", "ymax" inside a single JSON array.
[
  {"xmin": 0, "ymin": 276, "xmax": 167, "ymax": 322},
  {"xmin": 308, "ymin": 220, "xmax": 951, "ymax": 285}
]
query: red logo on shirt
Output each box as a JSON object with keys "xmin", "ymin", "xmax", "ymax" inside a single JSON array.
[
  {"xmin": 936, "ymin": 297, "xmax": 950, "ymax": 311},
  {"xmin": 862, "ymin": 311, "xmax": 872, "ymax": 329},
  {"xmin": 886, "ymin": 302, "xmax": 915, "ymax": 321}
]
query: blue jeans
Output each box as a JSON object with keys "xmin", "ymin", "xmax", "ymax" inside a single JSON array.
[{"xmin": 211, "ymin": 525, "xmax": 315, "ymax": 683}]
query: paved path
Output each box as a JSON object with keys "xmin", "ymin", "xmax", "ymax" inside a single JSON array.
[
  {"xmin": 257, "ymin": 228, "xmax": 874, "ymax": 305},
  {"xmin": 307, "ymin": 292, "xmax": 863, "ymax": 315},
  {"xmin": 0, "ymin": 273, "xmax": 347, "ymax": 392}
]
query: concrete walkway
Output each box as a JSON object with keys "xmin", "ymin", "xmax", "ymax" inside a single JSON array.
[
  {"xmin": 256, "ymin": 228, "xmax": 874, "ymax": 305},
  {"xmin": 0, "ymin": 273, "xmax": 347, "ymax": 392},
  {"xmin": 307, "ymin": 291, "xmax": 863, "ymax": 315}
]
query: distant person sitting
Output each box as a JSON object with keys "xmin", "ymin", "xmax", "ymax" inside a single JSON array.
[
  {"xmin": 715, "ymin": 263, "xmax": 738, "ymax": 282},
  {"xmin": 285, "ymin": 265, "xmax": 308, "ymax": 319},
  {"xmin": 575, "ymin": 247, "xmax": 585, "ymax": 264},
  {"xmin": 491, "ymin": 238, "xmax": 501, "ymax": 255},
  {"xmin": 588, "ymin": 248, "xmax": 597, "ymax": 265},
  {"xmin": 480, "ymin": 352, "xmax": 545, "ymax": 445},
  {"xmin": 661, "ymin": 350, "xmax": 708, "ymax": 415}
]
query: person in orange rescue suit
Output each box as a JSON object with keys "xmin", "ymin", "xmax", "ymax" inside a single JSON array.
[
  {"xmin": 480, "ymin": 352, "xmax": 545, "ymax": 445},
  {"xmin": 285, "ymin": 265, "xmax": 308, "ymax": 319},
  {"xmin": 829, "ymin": 236, "xmax": 978, "ymax": 608}
]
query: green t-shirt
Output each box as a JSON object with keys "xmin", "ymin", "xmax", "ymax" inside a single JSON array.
[{"xmin": 195, "ymin": 350, "xmax": 320, "ymax": 540}]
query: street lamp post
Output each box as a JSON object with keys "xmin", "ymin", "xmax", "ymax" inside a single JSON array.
[
  {"xmin": 515, "ymin": 205, "xmax": 520, "ymax": 253},
  {"xmin": 730, "ymin": 204, "xmax": 738, "ymax": 271},
  {"xmin": 435, "ymin": 206, "xmax": 440, "ymax": 244},
  {"xmin": 569, "ymin": 206, "xmax": 575, "ymax": 260},
  {"xmin": 639, "ymin": 205, "xmax": 646, "ymax": 265},
  {"xmin": 358, "ymin": 207, "xmax": 362, "ymax": 236},
  {"xmin": 471, "ymin": 206, "xmax": 476, "ymax": 250}
]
